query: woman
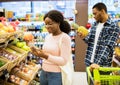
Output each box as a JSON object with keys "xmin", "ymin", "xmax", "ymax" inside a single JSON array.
[{"xmin": 31, "ymin": 10, "xmax": 73, "ymax": 85}]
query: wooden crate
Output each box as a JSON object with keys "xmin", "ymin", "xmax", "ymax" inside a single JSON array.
[
  {"xmin": 1, "ymin": 49, "xmax": 20, "ymax": 72},
  {"xmin": 4, "ymin": 78, "xmax": 28, "ymax": 85},
  {"xmin": 0, "ymin": 56, "xmax": 19, "ymax": 72},
  {"xmin": 0, "ymin": 57, "xmax": 9, "ymax": 76},
  {"xmin": 12, "ymin": 67, "xmax": 34, "ymax": 82},
  {"xmin": 4, "ymin": 82, "xmax": 17, "ymax": 85},
  {"xmin": 8, "ymin": 45, "xmax": 29, "ymax": 64},
  {"xmin": 8, "ymin": 45, "xmax": 28, "ymax": 54},
  {"xmin": 12, "ymin": 63, "xmax": 41, "ymax": 82},
  {"xmin": 0, "ymin": 33, "xmax": 10, "ymax": 43},
  {"xmin": 26, "ymin": 61, "xmax": 41, "ymax": 71}
]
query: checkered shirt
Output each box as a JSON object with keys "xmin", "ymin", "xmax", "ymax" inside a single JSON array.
[{"xmin": 84, "ymin": 17, "xmax": 120, "ymax": 67}]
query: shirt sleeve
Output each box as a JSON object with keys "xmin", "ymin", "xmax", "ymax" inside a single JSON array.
[
  {"xmin": 83, "ymin": 27, "xmax": 94, "ymax": 44},
  {"xmin": 47, "ymin": 35, "xmax": 71, "ymax": 66}
]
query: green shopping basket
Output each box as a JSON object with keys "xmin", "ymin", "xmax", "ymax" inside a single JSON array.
[{"xmin": 86, "ymin": 67, "xmax": 120, "ymax": 85}]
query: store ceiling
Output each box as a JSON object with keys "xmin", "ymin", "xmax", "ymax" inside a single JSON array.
[
  {"xmin": 0, "ymin": 0, "xmax": 69, "ymax": 2},
  {"xmin": 0, "ymin": 0, "xmax": 48, "ymax": 2}
]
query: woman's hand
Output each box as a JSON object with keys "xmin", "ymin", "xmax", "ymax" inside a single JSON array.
[
  {"xmin": 30, "ymin": 46, "xmax": 39, "ymax": 56},
  {"xmin": 30, "ymin": 46, "xmax": 48, "ymax": 59}
]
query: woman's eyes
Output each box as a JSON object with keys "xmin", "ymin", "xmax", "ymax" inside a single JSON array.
[{"xmin": 45, "ymin": 23, "xmax": 53, "ymax": 25}]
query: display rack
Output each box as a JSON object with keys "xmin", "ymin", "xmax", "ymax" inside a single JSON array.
[
  {"xmin": 0, "ymin": 29, "xmax": 41, "ymax": 85},
  {"xmin": 112, "ymin": 35, "xmax": 120, "ymax": 67},
  {"xmin": 69, "ymin": 28, "xmax": 76, "ymax": 67}
]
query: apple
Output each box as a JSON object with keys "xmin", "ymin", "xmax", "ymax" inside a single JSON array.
[
  {"xmin": 21, "ymin": 41, "xmax": 26, "ymax": 46},
  {"xmin": 11, "ymin": 38, "xmax": 19, "ymax": 45},
  {"xmin": 21, "ymin": 45, "xmax": 30, "ymax": 51},
  {"xmin": 16, "ymin": 42, "xmax": 24, "ymax": 48},
  {"xmin": 86, "ymin": 23, "xmax": 91, "ymax": 29}
]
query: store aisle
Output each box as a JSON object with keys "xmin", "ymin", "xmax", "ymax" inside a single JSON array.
[{"xmin": 72, "ymin": 72, "xmax": 88, "ymax": 85}]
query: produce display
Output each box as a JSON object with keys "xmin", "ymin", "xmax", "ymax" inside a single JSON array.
[
  {"xmin": 0, "ymin": 22, "xmax": 15, "ymax": 33},
  {"xmin": 0, "ymin": 47, "xmax": 41, "ymax": 85},
  {"xmin": 14, "ymin": 41, "xmax": 30, "ymax": 51},
  {"xmin": 0, "ymin": 17, "xmax": 41, "ymax": 85}
]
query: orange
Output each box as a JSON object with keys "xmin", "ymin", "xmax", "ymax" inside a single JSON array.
[
  {"xmin": 7, "ymin": 25, "xmax": 15, "ymax": 32},
  {"xmin": 2, "ymin": 26, "xmax": 9, "ymax": 32}
]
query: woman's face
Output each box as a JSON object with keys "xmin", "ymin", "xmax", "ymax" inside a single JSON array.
[{"xmin": 44, "ymin": 17, "xmax": 60, "ymax": 35}]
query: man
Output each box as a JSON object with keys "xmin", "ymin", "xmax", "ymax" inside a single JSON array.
[{"xmin": 78, "ymin": 2, "xmax": 120, "ymax": 70}]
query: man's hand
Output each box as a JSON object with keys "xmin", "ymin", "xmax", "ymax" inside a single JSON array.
[
  {"xmin": 77, "ymin": 26, "xmax": 89, "ymax": 38},
  {"xmin": 77, "ymin": 31, "xmax": 86, "ymax": 39},
  {"xmin": 90, "ymin": 63, "xmax": 100, "ymax": 72}
]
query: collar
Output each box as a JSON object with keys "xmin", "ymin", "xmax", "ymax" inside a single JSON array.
[{"xmin": 94, "ymin": 17, "xmax": 112, "ymax": 26}]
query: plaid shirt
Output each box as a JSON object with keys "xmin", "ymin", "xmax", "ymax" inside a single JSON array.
[{"xmin": 84, "ymin": 17, "xmax": 120, "ymax": 67}]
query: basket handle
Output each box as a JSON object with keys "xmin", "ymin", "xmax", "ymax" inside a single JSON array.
[
  {"xmin": 98, "ymin": 67, "xmax": 120, "ymax": 71},
  {"xmin": 93, "ymin": 69, "xmax": 101, "ymax": 85}
]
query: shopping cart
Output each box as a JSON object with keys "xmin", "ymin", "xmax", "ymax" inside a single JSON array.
[{"xmin": 86, "ymin": 67, "xmax": 120, "ymax": 85}]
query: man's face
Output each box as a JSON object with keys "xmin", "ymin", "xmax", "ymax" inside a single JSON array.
[{"xmin": 92, "ymin": 8, "xmax": 103, "ymax": 22}]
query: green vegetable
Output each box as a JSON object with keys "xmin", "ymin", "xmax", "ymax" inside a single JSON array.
[{"xmin": 0, "ymin": 60, "xmax": 5, "ymax": 67}]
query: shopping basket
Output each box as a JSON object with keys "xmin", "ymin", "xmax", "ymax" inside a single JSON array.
[{"xmin": 86, "ymin": 67, "xmax": 120, "ymax": 85}]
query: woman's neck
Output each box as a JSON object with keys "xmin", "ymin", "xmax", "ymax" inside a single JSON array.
[{"xmin": 53, "ymin": 31, "xmax": 62, "ymax": 36}]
